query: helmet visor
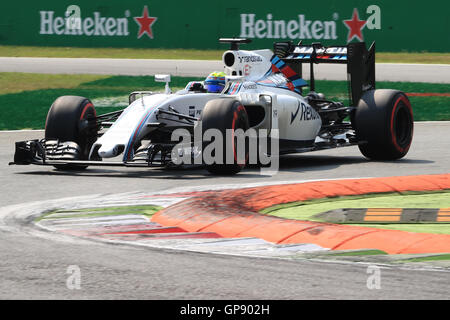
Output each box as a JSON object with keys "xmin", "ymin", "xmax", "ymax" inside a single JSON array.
[{"xmin": 205, "ymin": 84, "xmax": 224, "ymax": 93}]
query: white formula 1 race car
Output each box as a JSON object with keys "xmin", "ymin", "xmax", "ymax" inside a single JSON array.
[{"xmin": 11, "ymin": 38, "xmax": 414, "ymax": 175}]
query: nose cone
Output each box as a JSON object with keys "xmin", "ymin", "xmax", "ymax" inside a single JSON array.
[{"xmin": 98, "ymin": 144, "xmax": 123, "ymax": 158}]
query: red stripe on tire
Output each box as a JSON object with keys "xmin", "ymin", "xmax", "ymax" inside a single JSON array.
[
  {"xmin": 80, "ymin": 102, "xmax": 95, "ymax": 120},
  {"xmin": 390, "ymin": 95, "xmax": 413, "ymax": 153}
]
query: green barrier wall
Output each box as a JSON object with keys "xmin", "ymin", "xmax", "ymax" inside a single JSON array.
[{"xmin": 0, "ymin": 0, "xmax": 448, "ymax": 52}]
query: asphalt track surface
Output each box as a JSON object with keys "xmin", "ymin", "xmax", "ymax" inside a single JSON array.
[
  {"xmin": 0, "ymin": 122, "xmax": 449, "ymax": 299},
  {"xmin": 1, "ymin": 57, "xmax": 450, "ymax": 83}
]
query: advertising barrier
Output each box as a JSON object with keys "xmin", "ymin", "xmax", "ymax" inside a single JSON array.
[{"xmin": 0, "ymin": 0, "xmax": 448, "ymax": 52}]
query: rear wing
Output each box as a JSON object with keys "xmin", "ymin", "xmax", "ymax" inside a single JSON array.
[{"xmin": 273, "ymin": 41, "xmax": 375, "ymax": 106}]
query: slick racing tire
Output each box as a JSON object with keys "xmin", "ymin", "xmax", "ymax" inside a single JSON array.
[
  {"xmin": 201, "ymin": 99, "xmax": 250, "ymax": 175},
  {"xmin": 45, "ymin": 96, "xmax": 98, "ymax": 170},
  {"xmin": 354, "ymin": 89, "xmax": 413, "ymax": 160}
]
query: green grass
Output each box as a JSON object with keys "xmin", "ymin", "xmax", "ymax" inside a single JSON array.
[
  {"xmin": 306, "ymin": 80, "xmax": 450, "ymax": 121},
  {"xmin": 261, "ymin": 190, "xmax": 450, "ymax": 215},
  {"xmin": 0, "ymin": 73, "xmax": 110, "ymax": 95},
  {"xmin": 372, "ymin": 52, "xmax": 450, "ymax": 65},
  {"xmin": 263, "ymin": 190, "xmax": 450, "ymax": 235},
  {"xmin": 1, "ymin": 45, "xmax": 449, "ymax": 64},
  {"xmin": 0, "ymin": 73, "xmax": 448, "ymax": 130},
  {"xmin": 349, "ymin": 224, "xmax": 450, "ymax": 234},
  {"xmin": 399, "ymin": 254, "xmax": 450, "ymax": 263},
  {"xmin": 0, "ymin": 45, "xmax": 224, "ymax": 60},
  {"xmin": 0, "ymin": 73, "xmax": 202, "ymax": 130},
  {"xmin": 328, "ymin": 249, "xmax": 388, "ymax": 256}
]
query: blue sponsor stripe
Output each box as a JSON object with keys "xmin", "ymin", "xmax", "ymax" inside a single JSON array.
[
  {"xmin": 275, "ymin": 60, "xmax": 284, "ymax": 69},
  {"xmin": 228, "ymin": 82, "xmax": 242, "ymax": 95},
  {"xmin": 262, "ymin": 54, "xmax": 307, "ymax": 91},
  {"xmin": 271, "ymin": 55, "xmax": 281, "ymax": 64},
  {"xmin": 123, "ymin": 106, "xmax": 157, "ymax": 161},
  {"xmin": 292, "ymin": 78, "xmax": 308, "ymax": 87}
]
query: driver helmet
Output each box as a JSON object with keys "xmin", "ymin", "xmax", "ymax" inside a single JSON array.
[{"xmin": 204, "ymin": 71, "xmax": 226, "ymax": 93}]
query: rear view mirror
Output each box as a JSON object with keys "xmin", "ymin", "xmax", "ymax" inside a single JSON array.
[
  {"xmin": 155, "ymin": 74, "xmax": 171, "ymax": 83},
  {"xmin": 154, "ymin": 74, "xmax": 172, "ymax": 94}
]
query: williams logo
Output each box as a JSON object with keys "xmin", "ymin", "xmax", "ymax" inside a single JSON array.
[{"xmin": 39, "ymin": 5, "xmax": 158, "ymax": 39}]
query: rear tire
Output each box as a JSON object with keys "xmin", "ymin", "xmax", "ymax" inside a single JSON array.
[
  {"xmin": 201, "ymin": 99, "xmax": 249, "ymax": 175},
  {"xmin": 354, "ymin": 89, "xmax": 413, "ymax": 160},
  {"xmin": 45, "ymin": 96, "xmax": 98, "ymax": 170}
]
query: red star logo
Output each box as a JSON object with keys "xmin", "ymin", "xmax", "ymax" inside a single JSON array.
[
  {"xmin": 134, "ymin": 6, "xmax": 157, "ymax": 39},
  {"xmin": 343, "ymin": 8, "xmax": 366, "ymax": 42}
]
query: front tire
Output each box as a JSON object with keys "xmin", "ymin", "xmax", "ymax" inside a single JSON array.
[
  {"xmin": 45, "ymin": 96, "xmax": 98, "ymax": 170},
  {"xmin": 201, "ymin": 99, "xmax": 249, "ymax": 175},
  {"xmin": 354, "ymin": 89, "xmax": 413, "ymax": 160}
]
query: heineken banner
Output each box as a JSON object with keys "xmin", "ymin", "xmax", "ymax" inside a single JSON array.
[{"xmin": 0, "ymin": 0, "xmax": 448, "ymax": 52}]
